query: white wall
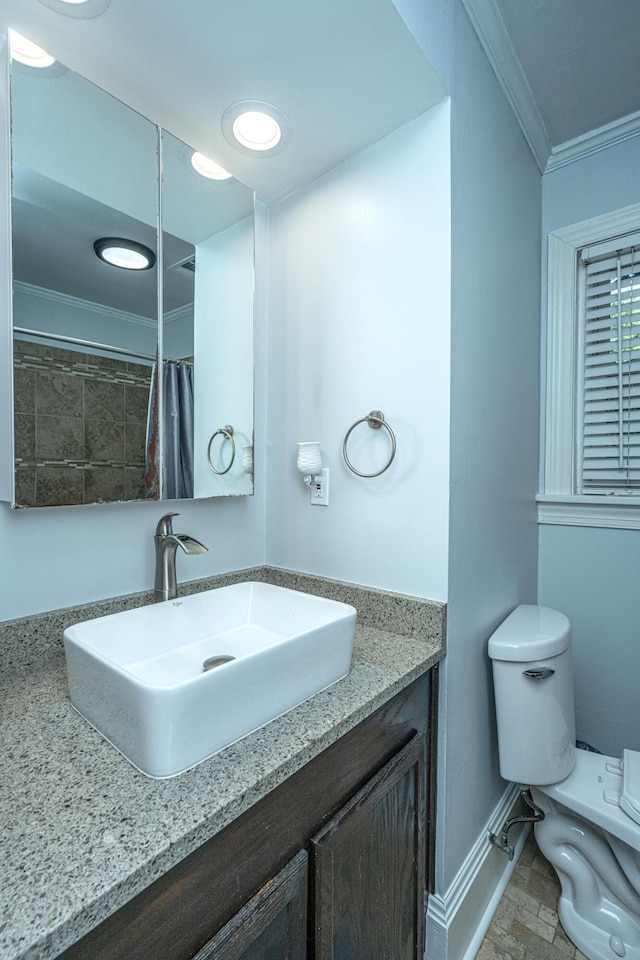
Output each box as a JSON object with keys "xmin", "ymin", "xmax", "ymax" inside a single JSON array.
[
  {"xmin": 265, "ymin": 104, "xmax": 451, "ymax": 600},
  {"xmin": 539, "ymin": 135, "xmax": 640, "ymax": 757},
  {"xmin": 0, "ymin": 496, "xmax": 263, "ymax": 620}
]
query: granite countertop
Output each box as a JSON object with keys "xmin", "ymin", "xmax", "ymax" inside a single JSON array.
[{"xmin": 0, "ymin": 568, "xmax": 445, "ymax": 960}]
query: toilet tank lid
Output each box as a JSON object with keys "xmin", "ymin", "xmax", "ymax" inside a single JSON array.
[{"xmin": 488, "ymin": 605, "xmax": 571, "ymax": 661}]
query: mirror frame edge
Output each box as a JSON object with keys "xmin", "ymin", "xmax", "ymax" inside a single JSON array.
[
  {"xmin": 156, "ymin": 124, "xmax": 164, "ymax": 502},
  {"xmin": 0, "ymin": 33, "xmax": 15, "ymax": 505}
]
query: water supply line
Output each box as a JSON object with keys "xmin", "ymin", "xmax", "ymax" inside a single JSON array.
[{"xmin": 488, "ymin": 789, "xmax": 545, "ymax": 861}]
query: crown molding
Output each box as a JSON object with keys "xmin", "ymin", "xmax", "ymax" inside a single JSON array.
[
  {"xmin": 13, "ymin": 280, "xmax": 157, "ymax": 328},
  {"xmin": 164, "ymin": 303, "xmax": 193, "ymax": 326},
  {"xmin": 460, "ymin": 0, "xmax": 640, "ymax": 176},
  {"xmin": 545, "ymin": 108, "xmax": 640, "ymax": 173},
  {"xmin": 15, "ymin": 280, "xmax": 193, "ymax": 329},
  {"xmin": 460, "ymin": 0, "xmax": 551, "ymax": 172}
]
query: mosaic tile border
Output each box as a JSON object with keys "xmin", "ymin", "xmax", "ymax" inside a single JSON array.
[{"xmin": 14, "ymin": 342, "xmax": 152, "ymax": 388}]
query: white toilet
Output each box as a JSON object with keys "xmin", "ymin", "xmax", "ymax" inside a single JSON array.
[{"xmin": 489, "ymin": 605, "xmax": 640, "ymax": 960}]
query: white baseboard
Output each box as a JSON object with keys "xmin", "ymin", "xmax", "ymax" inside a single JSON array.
[{"xmin": 426, "ymin": 783, "xmax": 530, "ymax": 960}]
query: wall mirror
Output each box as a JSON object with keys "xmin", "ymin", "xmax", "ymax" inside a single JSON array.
[
  {"xmin": 9, "ymin": 38, "xmax": 255, "ymax": 507},
  {"xmin": 161, "ymin": 130, "xmax": 255, "ymax": 499}
]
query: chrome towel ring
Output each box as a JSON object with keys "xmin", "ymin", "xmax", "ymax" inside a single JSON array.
[
  {"xmin": 207, "ymin": 425, "xmax": 236, "ymax": 475},
  {"xmin": 343, "ymin": 410, "xmax": 396, "ymax": 478}
]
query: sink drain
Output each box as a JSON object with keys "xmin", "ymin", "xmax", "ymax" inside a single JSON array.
[{"xmin": 202, "ymin": 655, "xmax": 236, "ymax": 672}]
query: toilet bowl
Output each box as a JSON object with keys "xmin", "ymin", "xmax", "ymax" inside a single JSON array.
[{"xmin": 489, "ymin": 605, "xmax": 640, "ymax": 960}]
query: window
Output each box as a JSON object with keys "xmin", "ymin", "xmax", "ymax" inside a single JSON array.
[
  {"xmin": 579, "ymin": 236, "xmax": 640, "ymax": 494},
  {"xmin": 539, "ymin": 202, "xmax": 640, "ymax": 528}
]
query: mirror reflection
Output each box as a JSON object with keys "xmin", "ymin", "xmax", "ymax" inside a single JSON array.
[
  {"xmin": 10, "ymin": 42, "xmax": 255, "ymax": 507},
  {"xmin": 11, "ymin": 55, "xmax": 159, "ymax": 507},
  {"xmin": 161, "ymin": 131, "xmax": 255, "ymax": 499}
]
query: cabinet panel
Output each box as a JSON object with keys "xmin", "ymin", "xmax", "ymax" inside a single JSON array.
[
  {"xmin": 58, "ymin": 673, "xmax": 432, "ymax": 960},
  {"xmin": 192, "ymin": 850, "xmax": 307, "ymax": 960},
  {"xmin": 312, "ymin": 734, "xmax": 425, "ymax": 960}
]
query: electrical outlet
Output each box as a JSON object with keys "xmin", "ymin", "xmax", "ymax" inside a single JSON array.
[{"xmin": 310, "ymin": 468, "xmax": 329, "ymax": 506}]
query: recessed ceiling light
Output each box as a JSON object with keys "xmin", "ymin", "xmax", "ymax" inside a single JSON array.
[
  {"xmin": 190, "ymin": 152, "xmax": 233, "ymax": 181},
  {"xmin": 222, "ymin": 101, "xmax": 291, "ymax": 157},
  {"xmin": 233, "ymin": 112, "xmax": 281, "ymax": 151},
  {"xmin": 94, "ymin": 238, "xmax": 156, "ymax": 271},
  {"xmin": 8, "ymin": 29, "xmax": 56, "ymax": 68},
  {"xmin": 37, "ymin": 0, "xmax": 111, "ymax": 18}
]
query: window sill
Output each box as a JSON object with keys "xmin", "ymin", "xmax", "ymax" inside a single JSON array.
[{"xmin": 537, "ymin": 494, "xmax": 640, "ymax": 529}]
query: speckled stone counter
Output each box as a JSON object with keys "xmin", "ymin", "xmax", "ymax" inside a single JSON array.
[{"xmin": 0, "ymin": 568, "xmax": 445, "ymax": 960}]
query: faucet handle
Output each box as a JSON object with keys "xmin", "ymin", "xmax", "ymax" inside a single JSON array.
[{"xmin": 155, "ymin": 512, "xmax": 180, "ymax": 537}]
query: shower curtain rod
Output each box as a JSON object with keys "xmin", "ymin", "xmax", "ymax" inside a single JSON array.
[{"xmin": 14, "ymin": 326, "xmax": 157, "ymax": 363}]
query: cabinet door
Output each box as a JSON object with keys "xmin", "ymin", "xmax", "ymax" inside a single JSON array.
[
  {"xmin": 192, "ymin": 850, "xmax": 308, "ymax": 960},
  {"xmin": 312, "ymin": 734, "xmax": 425, "ymax": 960}
]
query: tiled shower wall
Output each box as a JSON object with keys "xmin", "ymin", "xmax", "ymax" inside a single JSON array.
[{"xmin": 13, "ymin": 340, "xmax": 153, "ymax": 507}]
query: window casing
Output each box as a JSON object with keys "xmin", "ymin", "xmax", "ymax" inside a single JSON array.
[{"xmin": 539, "ymin": 202, "xmax": 640, "ymax": 528}]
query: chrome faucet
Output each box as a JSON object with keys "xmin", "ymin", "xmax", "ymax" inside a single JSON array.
[{"xmin": 154, "ymin": 512, "xmax": 208, "ymax": 603}]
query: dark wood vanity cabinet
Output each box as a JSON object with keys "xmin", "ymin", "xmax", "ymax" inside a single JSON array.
[
  {"xmin": 192, "ymin": 850, "xmax": 309, "ymax": 960},
  {"xmin": 312, "ymin": 734, "xmax": 425, "ymax": 960},
  {"xmin": 59, "ymin": 671, "xmax": 434, "ymax": 960}
]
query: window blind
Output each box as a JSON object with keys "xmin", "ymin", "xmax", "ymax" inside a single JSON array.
[{"xmin": 579, "ymin": 237, "xmax": 640, "ymax": 493}]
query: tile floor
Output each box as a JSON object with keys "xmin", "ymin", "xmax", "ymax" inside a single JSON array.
[{"xmin": 476, "ymin": 829, "xmax": 589, "ymax": 960}]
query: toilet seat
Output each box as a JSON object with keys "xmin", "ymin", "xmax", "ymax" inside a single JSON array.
[
  {"xmin": 538, "ymin": 749, "xmax": 640, "ymax": 853},
  {"xmin": 604, "ymin": 750, "xmax": 640, "ymax": 826}
]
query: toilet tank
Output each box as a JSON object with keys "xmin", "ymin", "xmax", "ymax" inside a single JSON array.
[{"xmin": 488, "ymin": 605, "xmax": 576, "ymax": 786}]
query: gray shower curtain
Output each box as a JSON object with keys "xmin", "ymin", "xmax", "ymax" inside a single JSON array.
[
  {"xmin": 145, "ymin": 360, "xmax": 194, "ymax": 499},
  {"xmin": 163, "ymin": 360, "xmax": 194, "ymax": 499}
]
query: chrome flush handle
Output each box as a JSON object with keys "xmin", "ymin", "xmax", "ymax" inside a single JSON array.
[{"xmin": 523, "ymin": 667, "xmax": 555, "ymax": 680}]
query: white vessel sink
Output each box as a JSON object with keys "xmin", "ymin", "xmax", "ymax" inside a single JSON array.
[{"xmin": 63, "ymin": 582, "xmax": 357, "ymax": 778}]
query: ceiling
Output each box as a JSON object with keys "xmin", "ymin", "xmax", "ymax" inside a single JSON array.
[
  {"xmin": 2, "ymin": 0, "xmax": 445, "ymax": 203},
  {"xmin": 3, "ymin": 0, "xmax": 447, "ymax": 333},
  {"xmin": 4, "ymin": 0, "xmax": 637, "ymax": 197},
  {"xmin": 462, "ymin": 0, "xmax": 640, "ymax": 171},
  {"xmin": 10, "ymin": 61, "xmax": 254, "ymax": 318}
]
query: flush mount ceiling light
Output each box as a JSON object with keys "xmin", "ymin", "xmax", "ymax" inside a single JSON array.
[
  {"xmin": 222, "ymin": 101, "xmax": 291, "ymax": 157},
  {"xmin": 37, "ymin": 0, "xmax": 111, "ymax": 18},
  {"xmin": 190, "ymin": 151, "xmax": 233, "ymax": 181},
  {"xmin": 8, "ymin": 29, "xmax": 56, "ymax": 68},
  {"xmin": 94, "ymin": 238, "xmax": 156, "ymax": 271}
]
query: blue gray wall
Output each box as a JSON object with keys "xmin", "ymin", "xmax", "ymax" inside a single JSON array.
[
  {"xmin": 540, "ymin": 135, "xmax": 640, "ymax": 757},
  {"xmin": 445, "ymin": 7, "xmax": 541, "ymax": 892},
  {"xmin": 392, "ymin": 0, "xmax": 541, "ymax": 895}
]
